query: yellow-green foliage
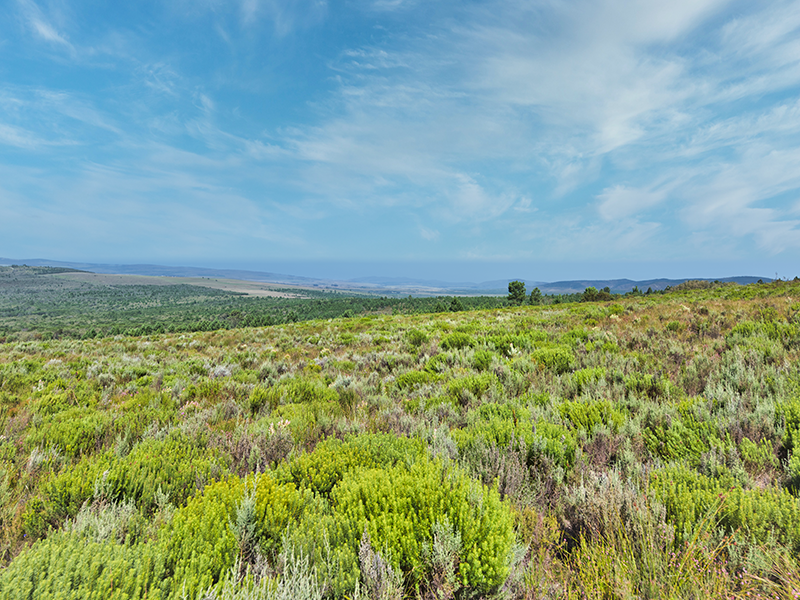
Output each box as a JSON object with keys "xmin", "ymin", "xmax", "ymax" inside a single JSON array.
[
  {"xmin": 739, "ymin": 437, "xmax": 778, "ymax": 471},
  {"xmin": 472, "ymin": 349, "xmax": 495, "ymax": 371},
  {"xmin": 452, "ymin": 402, "xmax": 577, "ymax": 469},
  {"xmin": 531, "ymin": 346, "xmax": 573, "ymax": 374},
  {"xmin": 447, "ymin": 373, "xmax": 496, "ymax": 401},
  {"xmin": 395, "ymin": 370, "xmax": 433, "ymax": 390},
  {"xmin": 570, "ymin": 367, "xmax": 606, "ymax": 395},
  {"xmin": 311, "ymin": 458, "xmax": 514, "ymax": 595},
  {"xmin": 642, "ymin": 399, "xmax": 722, "ymax": 464},
  {"xmin": 26, "ymin": 406, "xmax": 113, "ymax": 459},
  {"xmin": 0, "ymin": 531, "xmax": 169, "ymax": 600},
  {"xmin": 23, "ymin": 431, "xmax": 228, "ymax": 537},
  {"xmin": 161, "ymin": 473, "xmax": 306, "ymax": 599},
  {"xmin": 558, "ymin": 399, "xmax": 625, "ymax": 433},
  {"xmin": 625, "ymin": 372, "xmax": 669, "ymax": 398},
  {"xmin": 282, "ymin": 434, "xmax": 425, "ymax": 497},
  {"xmin": 650, "ymin": 466, "xmax": 800, "ymax": 551},
  {"xmin": 440, "ymin": 331, "xmax": 474, "ymax": 350},
  {"xmin": 263, "ymin": 377, "xmax": 339, "ymax": 408}
]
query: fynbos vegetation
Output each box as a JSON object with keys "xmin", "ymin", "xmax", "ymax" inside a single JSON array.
[{"xmin": 1, "ymin": 278, "xmax": 800, "ymax": 598}]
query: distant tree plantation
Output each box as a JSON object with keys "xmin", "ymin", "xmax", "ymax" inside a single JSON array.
[
  {"xmin": 1, "ymin": 277, "xmax": 800, "ymax": 598},
  {"xmin": 0, "ymin": 267, "xmax": 586, "ymax": 342}
]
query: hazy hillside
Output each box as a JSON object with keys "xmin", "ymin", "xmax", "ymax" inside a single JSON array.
[{"xmin": 0, "ymin": 257, "xmax": 768, "ymax": 296}]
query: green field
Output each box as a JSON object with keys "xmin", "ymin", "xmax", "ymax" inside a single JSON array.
[{"xmin": 1, "ymin": 277, "xmax": 800, "ymax": 598}]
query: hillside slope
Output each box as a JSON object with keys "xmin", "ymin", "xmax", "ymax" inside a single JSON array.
[{"xmin": 1, "ymin": 280, "xmax": 799, "ymax": 598}]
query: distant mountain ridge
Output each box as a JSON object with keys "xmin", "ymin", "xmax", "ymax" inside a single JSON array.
[{"xmin": 0, "ymin": 258, "xmax": 768, "ymax": 295}]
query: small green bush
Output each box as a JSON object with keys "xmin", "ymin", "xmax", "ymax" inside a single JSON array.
[
  {"xmin": 405, "ymin": 329, "xmax": 429, "ymax": 348},
  {"xmin": 472, "ymin": 349, "xmax": 495, "ymax": 371},
  {"xmin": 531, "ymin": 346, "xmax": 573, "ymax": 374},
  {"xmin": 558, "ymin": 399, "xmax": 625, "ymax": 433},
  {"xmin": 307, "ymin": 458, "xmax": 514, "ymax": 596},
  {"xmin": 447, "ymin": 373, "xmax": 496, "ymax": 402},
  {"xmin": 395, "ymin": 370, "xmax": 432, "ymax": 391},
  {"xmin": 571, "ymin": 367, "xmax": 606, "ymax": 395},
  {"xmin": 0, "ymin": 532, "xmax": 169, "ymax": 600},
  {"xmin": 440, "ymin": 332, "xmax": 474, "ymax": 351},
  {"xmin": 161, "ymin": 472, "xmax": 307, "ymax": 599},
  {"xmin": 24, "ymin": 431, "xmax": 228, "ymax": 536},
  {"xmin": 650, "ymin": 466, "xmax": 800, "ymax": 551}
]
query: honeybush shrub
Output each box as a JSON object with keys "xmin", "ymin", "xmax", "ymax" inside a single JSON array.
[
  {"xmin": 487, "ymin": 331, "xmax": 547, "ymax": 357},
  {"xmin": 297, "ymin": 458, "xmax": 514, "ymax": 596},
  {"xmin": 395, "ymin": 370, "xmax": 433, "ymax": 391},
  {"xmin": 452, "ymin": 403, "xmax": 577, "ymax": 470},
  {"xmin": 739, "ymin": 437, "xmax": 778, "ymax": 472},
  {"xmin": 272, "ymin": 400, "xmax": 340, "ymax": 441},
  {"xmin": 268, "ymin": 377, "xmax": 339, "ymax": 406},
  {"xmin": 558, "ymin": 399, "xmax": 625, "ymax": 433},
  {"xmin": 472, "ymin": 349, "xmax": 495, "ymax": 371},
  {"xmin": 24, "ymin": 431, "xmax": 229, "ymax": 537},
  {"xmin": 281, "ymin": 434, "xmax": 425, "ymax": 498},
  {"xmin": 0, "ymin": 531, "xmax": 169, "ymax": 600},
  {"xmin": 424, "ymin": 353, "xmax": 450, "ymax": 374},
  {"xmin": 570, "ymin": 367, "xmax": 606, "ymax": 396},
  {"xmin": 162, "ymin": 473, "xmax": 308, "ymax": 599},
  {"xmin": 447, "ymin": 373, "xmax": 497, "ymax": 403},
  {"xmin": 405, "ymin": 329, "xmax": 429, "ymax": 348},
  {"xmin": 531, "ymin": 346, "xmax": 574, "ymax": 374},
  {"xmin": 778, "ymin": 397, "xmax": 800, "ymax": 453},
  {"xmin": 25, "ymin": 406, "xmax": 114, "ymax": 459},
  {"xmin": 642, "ymin": 416, "xmax": 710, "ymax": 464},
  {"xmin": 440, "ymin": 332, "xmax": 474, "ymax": 351},
  {"xmin": 624, "ymin": 372, "xmax": 669, "ymax": 399},
  {"xmin": 114, "ymin": 390, "xmax": 177, "ymax": 438},
  {"xmin": 650, "ymin": 466, "xmax": 800, "ymax": 551}
]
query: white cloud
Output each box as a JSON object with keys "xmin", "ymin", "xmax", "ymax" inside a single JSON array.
[
  {"xmin": 16, "ymin": 0, "xmax": 75, "ymax": 52},
  {"xmin": 597, "ymin": 185, "xmax": 667, "ymax": 221}
]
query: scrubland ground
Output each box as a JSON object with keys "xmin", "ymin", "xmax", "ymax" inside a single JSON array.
[{"xmin": 1, "ymin": 281, "xmax": 800, "ymax": 599}]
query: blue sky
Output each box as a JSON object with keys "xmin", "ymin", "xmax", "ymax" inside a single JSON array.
[{"xmin": 1, "ymin": 0, "xmax": 800, "ymax": 282}]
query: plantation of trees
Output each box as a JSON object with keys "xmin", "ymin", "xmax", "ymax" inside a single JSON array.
[{"xmin": 1, "ymin": 273, "xmax": 800, "ymax": 598}]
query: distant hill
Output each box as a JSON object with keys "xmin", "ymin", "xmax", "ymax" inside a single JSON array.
[{"xmin": 0, "ymin": 257, "xmax": 768, "ymax": 296}]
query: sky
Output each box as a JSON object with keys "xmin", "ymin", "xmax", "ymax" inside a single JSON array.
[{"xmin": 1, "ymin": 0, "xmax": 800, "ymax": 282}]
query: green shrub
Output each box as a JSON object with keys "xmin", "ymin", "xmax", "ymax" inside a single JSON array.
[
  {"xmin": 24, "ymin": 431, "xmax": 229, "ymax": 536},
  {"xmin": 571, "ymin": 367, "xmax": 606, "ymax": 395},
  {"xmin": 161, "ymin": 473, "xmax": 306, "ymax": 599},
  {"xmin": 270, "ymin": 377, "xmax": 339, "ymax": 406},
  {"xmin": 624, "ymin": 373, "xmax": 668, "ymax": 399},
  {"xmin": 650, "ymin": 466, "xmax": 800, "ymax": 551},
  {"xmin": 281, "ymin": 434, "xmax": 424, "ymax": 498},
  {"xmin": 558, "ymin": 399, "xmax": 625, "ymax": 433},
  {"xmin": 472, "ymin": 349, "xmax": 495, "ymax": 371},
  {"xmin": 487, "ymin": 332, "xmax": 546, "ymax": 357},
  {"xmin": 452, "ymin": 403, "xmax": 577, "ymax": 470},
  {"xmin": 447, "ymin": 373, "xmax": 496, "ymax": 402},
  {"xmin": 739, "ymin": 437, "xmax": 778, "ymax": 471},
  {"xmin": 424, "ymin": 353, "xmax": 450, "ymax": 374},
  {"xmin": 531, "ymin": 346, "xmax": 573, "ymax": 374},
  {"xmin": 0, "ymin": 532, "xmax": 169, "ymax": 600},
  {"xmin": 405, "ymin": 329, "xmax": 429, "ymax": 348},
  {"xmin": 303, "ymin": 458, "xmax": 514, "ymax": 596},
  {"xmin": 26, "ymin": 407, "xmax": 114, "ymax": 458},
  {"xmin": 248, "ymin": 385, "xmax": 272, "ymax": 414},
  {"xmin": 440, "ymin": 332, "xmax": 474, "ymax": 351},
  {"xmin": 395, "ymin": 370, "xmax": 432, "ymax": 391}
]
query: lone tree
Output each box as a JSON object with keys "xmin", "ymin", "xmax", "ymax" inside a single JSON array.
[
  {"xmin": 529, "ymin": 287, "xmax": 543, "ymax": 305},
  {"xmin": 508, "ymin": 280, "xmax": 526, "ymax": 305}
]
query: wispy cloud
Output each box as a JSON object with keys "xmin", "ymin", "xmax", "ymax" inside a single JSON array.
[{"xmin": 3, "ymin": 0, "xmax": 800, "ymax": 272}]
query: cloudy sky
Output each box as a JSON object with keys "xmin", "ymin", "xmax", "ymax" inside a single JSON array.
[{"xmin": 1, "ymin": 0, "xmax": 799, "ymax": 281}]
